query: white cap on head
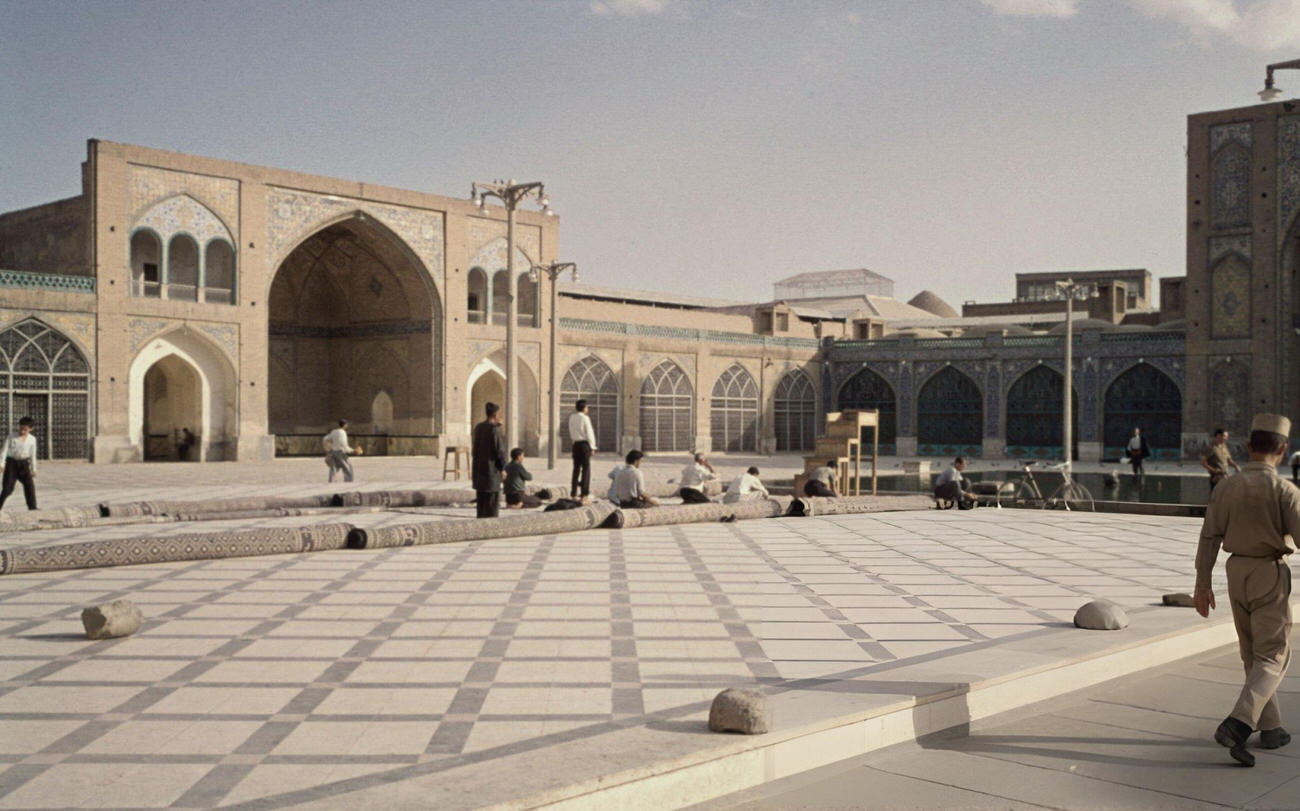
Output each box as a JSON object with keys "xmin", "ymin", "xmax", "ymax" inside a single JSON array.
[{"xmin": 1250, "ymin": 413, "xmax": 1292, "ymax": 437}]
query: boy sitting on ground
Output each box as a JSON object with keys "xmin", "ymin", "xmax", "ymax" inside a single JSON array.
[{"xmin": 504, "ymin": 448, "xmax": 541, "ymax": 509}]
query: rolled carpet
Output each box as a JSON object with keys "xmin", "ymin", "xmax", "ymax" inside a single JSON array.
[
  {"xmin": 604, "ymin": 497, "xmax": 791, "ymax": 529},
  {"xmin": 0, "ymin": 506, "xmax": 101, "ymax": 533},
  {"xmin": 331, "ymin": 489, "xmax": 477, "ymax": 508},
  {"xmin": 0, "ymin": 523, "xmax": 352, "ymax": 576},
  {"xmin": 786, "ymin": 494, "xmax": 932, "ymax": 517},
  {"xmin": 99, "ymin": 494, "xmax": 336, "ymax": 518},
  {"xmin": 347, "ymin": 501, "xmax": 617, "ymax": 550}
]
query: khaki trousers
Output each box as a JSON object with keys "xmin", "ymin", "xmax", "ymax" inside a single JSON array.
[{"xmin": 1226, "ymin": 555, "xmax": 1292, "ymax": 730}]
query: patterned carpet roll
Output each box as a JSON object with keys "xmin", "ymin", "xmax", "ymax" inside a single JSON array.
[
  {"xmin": 0, "ymin": 523, "xmax": 352, "ymax": 576},
  {"xmin": 99, "ymin": 494, "xmax": 336, "ymax": 518},
  {"xmin": 347, "ymin": 501, "xmax": 617, "ymax": 550},
  {"xmin": 331, "ymin": 490, "xmax": 477, "ymax": 508},
  {"xmin": 0, "ymin": 506, "xmax": 101, "ymax": 533},
  {"xmin": 787, "ymin": 494, "xmax": 932, "ymax": 517},
  {"xmin": 605, "ymin": 497, "xmax": 792, "ymax": 529}
]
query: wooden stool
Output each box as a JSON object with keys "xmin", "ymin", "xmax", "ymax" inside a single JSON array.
[{"xmin": 443, "ymin": 446, "xmax": 470, "ymax": 480}]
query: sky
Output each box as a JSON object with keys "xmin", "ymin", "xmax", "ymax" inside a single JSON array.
[{"xmin": 3, "ymin": 0, "xmax": 1299, "ymax": 310}]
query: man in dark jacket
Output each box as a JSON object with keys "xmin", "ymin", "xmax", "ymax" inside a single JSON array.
[{"xmin": 471, "ymin": 402, "xmax": 508, "ymax": 518}]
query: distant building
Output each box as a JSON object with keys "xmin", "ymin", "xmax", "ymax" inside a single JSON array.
[{"xmin": 773, "ymin": 268, "xmax": 893, "ymax": 300}]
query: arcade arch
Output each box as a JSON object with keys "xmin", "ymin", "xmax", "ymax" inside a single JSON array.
[{"xmin": 129, "ymin": 329, "xmax": 236, "ymax": 461}]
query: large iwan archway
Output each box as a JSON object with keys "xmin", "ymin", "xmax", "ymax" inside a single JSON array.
[{"xmin": 268, "ymin": 215, "xmax": 441, "ymax": 450}]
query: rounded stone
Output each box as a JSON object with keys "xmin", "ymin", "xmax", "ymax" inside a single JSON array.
[
  {"xmin": 708, "ymin": 687, "xmax": 770, "ymax": 734},
  {"xmin": 1162, "ymin": 592, "xmax": 1195, "ymax": 607},
  {"xmin": 81, "ymin": 599, "xmax": 144, "ymax": 639},
  {"xmin": 1073, "ymin": 600, "xmax": 1129, "ymax": 630}
]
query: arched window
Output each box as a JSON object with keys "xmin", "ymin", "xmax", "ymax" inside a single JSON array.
[
  {"xmin": 836, "ymin": 366, "xmax": 896, "ymax": 453},
  {"xmin": 517, "ymin": 271, "xmax": 538, "ymax": 328},
  {"xmin": 467, "ymin": 267, "xmax": 488, "ymax": 324},
  {"xmin": 0, "ymin": 319, "xmax": 90, "ymax": 459},
  {"xmin": 561, "ymin": 356, "xmax": 619, "ymax": 452},
  {"xmin": 130, "ymin": 230, "xmax": 162, "ymax": 298},
  {"xmin": 204, "ymin": 239, "xmax": 236, "ymax": 304},
  {"xmin": 1005, "ymin": 365, "xmax": 1077, "ymax": 460},
  {"xmin": 491, "ymin": 270, "xmax": 509, "ymax": 325},
  {"xmin": 370, "ymin": 390, "xmax": 394, "ymax": 434},
  {"xmin": 1103, "ymin": 363, "xmax": 1182, "ymax": 459},
  {"xmin": 639, "ymin": 360, "xmax": 693, "ymax": 452},
  {"xmin": 167, "ymin": 234, "xmax": 199, "ymax": 301},
  {"xmin": 710, "ymin": 364, "xmax": 758, "ymax": 452},
  {"xmin": 773, "ymin": 370, "xmax": 816, "ymax": 452},
  {"xmin": 917, "ymin": 367, "xmax": 982, "ymax": 454}
]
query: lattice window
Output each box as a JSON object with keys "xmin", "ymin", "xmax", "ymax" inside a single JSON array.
[
  {"xmin": 1004, "ymin": 365, "xmax": 1077, "ymax": 458},
  {"xmin": 1103, "ymin": 363, "xmax": 1182, "ymax": 454},
  {"xmin": 639, "ymin": 360, "xmax": 693, "ymax": 452},
  {"xmin": 0, "ymin": 319, "xmax": 91, "ymax": 459},
  {"xmin": 773, "ymin": 370, "xmax": 816, "ymax": 452},
  {"xmin": 560, "ymin": 356, "xmax": 619, "ymax": 453},
  {"xmin": 917, "ymin": 367, "xmax": 982, "ymax": 448},
  {"xmin": 836, "ymin": 366, "xmax": 897, "ymax": 448},
  {"xmin": 710, "ymin": 363, "xmax": 758, "ymax": 452}
]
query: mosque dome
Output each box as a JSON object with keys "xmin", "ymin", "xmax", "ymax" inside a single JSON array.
[{"xmin": 907, "ymin": 290, "xmax": 960, "ymax": 318}]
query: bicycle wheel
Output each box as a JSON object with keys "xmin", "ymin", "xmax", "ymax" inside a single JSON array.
[
  {"xmin": 1000, "ymin": 480, "xmax": 1041, "ymax": 509},
  {"xmin": 1047, "ymin": 482, "xmax": 1094, "ymax": 512}
]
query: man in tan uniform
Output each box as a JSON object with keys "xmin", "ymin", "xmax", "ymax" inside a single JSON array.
[
  {"xmin": 1200, "ymin": 428, "xmax": 1240, "ymax": 492},
  {"xmin": 1195, "ymin": 413, "xmax": 1296, "ymax": 766}
]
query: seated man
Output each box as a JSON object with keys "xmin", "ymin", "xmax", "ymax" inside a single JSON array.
[
  {"xmin": 805, "ymin": 460, "xmax": 838, "ymax": 498},
  {"xmin": 934, "ymin": 456, "xmax": 976, "ymax": 509},
  {"xmin": 679, "ymin": 452, "xmax": 717, "ymax": 504},
  {"xmin": 723, "ymin": 466, "xmax": 769, "ymax": 503},
  {"xmin": 613, "ymin": 450, "xmax": 659, "ymax": 508},
  {"xmin": 503, "ymin": 448, "xmax": 542, "ymax": 509}
]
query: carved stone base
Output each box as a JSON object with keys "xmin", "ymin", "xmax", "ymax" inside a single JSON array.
[
  {"xmin": 92, "ymin": 435, "xmax": 141, "ymax": 464},
  {"xmin": 237, "ymin": 434, "xmax": 277, "ymax": 462}
]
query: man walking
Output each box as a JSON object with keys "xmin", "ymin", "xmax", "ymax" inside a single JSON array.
[
  {"xmin": 568, "ymin": 399, "xmax": 597, "ymax": 502},
  {"xmin": 1195, "ymin": 413, "xmax": 1296, "ymax": 767},
  {"xmin": 0, "ymin": 417, "xmax": 39, "ymax": 511},
  {"xmin": 472, "ymin": 402, "xmax": 508, "ymax": 518},
  {"xmin": 323, "ymin": 419, "xmax": 360, "ymax": 483},
  {"xmin": 1201, "ymin": 428, "xmax": 1241, "ymax": 492},
  {"xmin": 1125, "ymin": 427, "xmax": 1150, "ymax": 479}
]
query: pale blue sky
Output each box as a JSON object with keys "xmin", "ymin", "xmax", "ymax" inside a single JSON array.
[{"xmin": 2, "ymin": 0, "xmax": 1297, "ymax": 309}]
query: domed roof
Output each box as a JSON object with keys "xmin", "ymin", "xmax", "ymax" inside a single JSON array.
[
  {"xmin": 907, "ymin": 290, "xmax": 959, "ymax": 318},
  {"xmin": 1048, "ymin": 318, "xmax": 1116, "ymax": 334}
]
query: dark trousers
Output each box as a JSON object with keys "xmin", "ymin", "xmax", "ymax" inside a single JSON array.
[
  {"xmin": 1130, "ymin": 457, "xmax": 1144, "ymax": 477},
  {"xmin": 0, "ymin": 459, "xmax": 37, "ymax": 510},
  {"xmin": 804, "ymin": 480, "xmax": 834, "ymax": 498},
  {"xmin": 679, "ymin": 487, "xmax": 711, "ymax": 504},
  {"xmin": 571, "ymin": 441, "xmax": 592, "ymax": 498},
  {"xmin": 475, "ymin": 490, "xmax": 500, "ymax": 518}
]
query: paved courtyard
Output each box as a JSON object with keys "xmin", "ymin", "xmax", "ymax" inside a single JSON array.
[{"xmin": 0, "ymin": 457, "xmax": 1238, "ymax": 810}]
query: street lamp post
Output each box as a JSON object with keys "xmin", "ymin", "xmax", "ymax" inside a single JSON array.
[
  {"xmin": 470, "ymin": 180, "xmax": 553, "ymax": 449},
  {"xmin": 529, "ymin": 261, "xmax": 579, "ymax": 470},
  {"xmin": 1055, "ymin": 279, "xmax": 1097, "ymax": 466},
  {"xmin": 1259, "ymin": 59, "xmax": 1300, "ymax": 102}
]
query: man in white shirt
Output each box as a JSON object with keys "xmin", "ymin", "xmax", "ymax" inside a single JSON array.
[
  {"xmin": 613, "ymin": 450, "xmax": 658, "ymax": 508},
  {"xmin": 0, "ymin": 417, "xmax": 39, "ymax": 511},
  {"xmin": 679, "ymin": 452, "xmax": 717, "ymax": 504},
  {"xmin": 723, "ymin": 466, "xmax": 769, "ymax": 503},
  {"xmin": 323, "ymin": 419, "xmax": 360, "ymax": 483},
  {"xmin": 568, "ymin": 400, "xmax": 597, "ymax": 501},
  {"xmin": 934, "ymin": 456, "xmax": 976, "ymax": 509}
]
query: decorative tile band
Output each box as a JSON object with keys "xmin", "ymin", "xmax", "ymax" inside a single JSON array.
[
  {"xmin": 0, "ymin": 269, "xmax": 96, "ymax": 293},
  {"xmin": 558, "ymin": 317, "xmax": 819, "ymax": 349}
]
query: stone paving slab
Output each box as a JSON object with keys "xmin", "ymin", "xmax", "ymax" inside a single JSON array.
[
  {"xmin": 705, "ymin": 632, "xmax": 1299, "ymax": 810},
  {"xmin": 0, "ymin": 507, "xmax": 1239, "ymax": 809}
]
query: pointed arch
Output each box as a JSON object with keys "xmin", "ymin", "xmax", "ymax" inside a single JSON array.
[
  {"xmin": 560, "ymin": 355, "xmax": 619, "ymax": 453},
  {"xmin": 639, "ymin": 360, "xmax": 693, "ymax": 452},
  {"xmin": 917, "ymin": 366, "xmax": 982, "ymax": 455},
  {"xmin": 710, "ymin": 363, "xmax": 758, "ymax": 452},
  {"xmin": 1103, "ymin": 362, "xmax": 1182, "ymax": 459},
  {"xmin": 467, "ymin": 267, "xmax": 488, "ymax": 323},
  {"xmin": 0, "ymin": 318, "xmax": 91, "ymax": 459},
  {"xmin": 773, "ymin": 369, "xmax": 817, "ymax": 452},
  {"xmin": 129, "ymin": 328, "xmax": 237, "ymax": 461},
  {"xmin": 1004, "ymin": 364, "xmax": 1078, "ymax": 460},
  {"xmin": 836, "ymin": 365, "xmax": 897, "ymax": 453}
]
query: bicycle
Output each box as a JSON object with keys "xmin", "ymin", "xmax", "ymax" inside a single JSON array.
[{"xmin": 997, "ymin": 460, "xmax": 1094, "ymax": 511}]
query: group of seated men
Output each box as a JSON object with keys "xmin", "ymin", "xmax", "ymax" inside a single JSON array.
[{"xmin": 606, "ymin": 451, "xmax": 773, "ymax": 508}]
